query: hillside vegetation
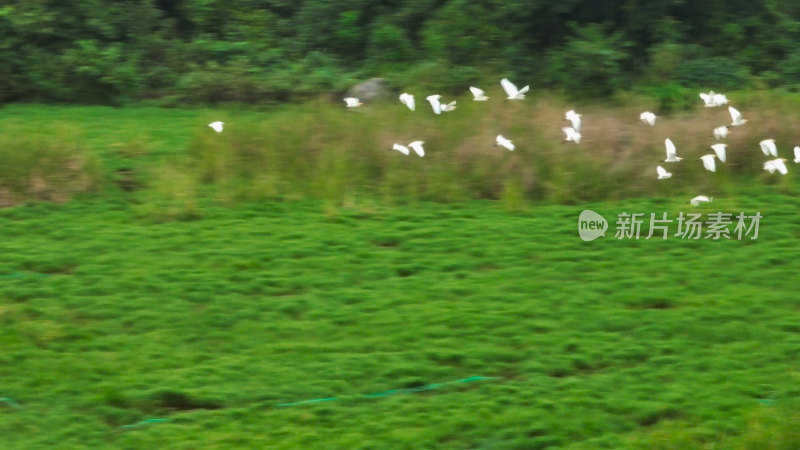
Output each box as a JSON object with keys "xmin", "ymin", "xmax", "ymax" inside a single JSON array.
[{"xmin": 2, "ymin": 1, "xmax": 800, "ymax": 104}]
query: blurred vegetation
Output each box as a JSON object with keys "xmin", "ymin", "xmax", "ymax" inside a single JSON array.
[
  {"xmin": 3, "ymin": 93, "xmax": 800, "ymax": 210},
  {"xmin": 1, "ymin": 1, "xmax": 800, "ymax": 104}
]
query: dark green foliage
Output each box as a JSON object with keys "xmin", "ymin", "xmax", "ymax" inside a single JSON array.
[{"xmin": 1, "ymin": 1, "xmax": 800, "ymax": 102}]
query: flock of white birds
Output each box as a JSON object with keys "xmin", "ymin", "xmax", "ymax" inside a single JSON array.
[{"xmin": 207, "ymin": 82, "xmax": 800, "ymax": 207}]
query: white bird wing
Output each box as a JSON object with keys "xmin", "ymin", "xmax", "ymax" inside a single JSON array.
[
  {"xmin": 760, "ymin": 140, "xmax": 777, "ymax": 157},
  {"xmin": 399, "ymin": 93, "xmax": 415, "ymax": 111},
  {"xmin": 566, "ymin": 112, "xmax": 581, "ymax": 132},
  {"xmin": 392, "ymin": 144, "xmax": 410, "ymax": 156},
  {"xmin": 775, "ymin": 159, "xmax": 788, "ymax": 175},
  {"xmin": 408, "ymin": 141, "xmax": 425, "ymax": 157},
  {"xmin": 500, "ymin": 78, "xmax": 518, "ymax": 98},
  {"xmin": 729, "ymin": 106, "xmax": 742, "ymax": 123},
  {"xmin": 442, "ymin": 101, "xmax": 457, "ymax": 111},
  {"xmin": 516, "ymin": 85, "xmax": 530, "ymax": 97},
  {"xmin": 656, "ymin": 165, "xmax": 668, "ymax": 177},
  {"xmin": 496, "ymin": 135, "xmax": 514, "ymax": 151},
  {"xmin": 711, "ymin": 144, "xmax": 727, "ymax": 162},
  {"xmin": 794, "ymin": 146, "xmax": 800, "ymax": 162},
  {"xmin": 764, "ymin": 161, "xmax": 776, "ymax": 173},
  {"xmin": 700, "ymin": 93, "xmax": 712, "ymax": 105},
  {"xmin": 469, "ymin": 86, "xmax": 485, "ymax": 100},
  {"xmin": 426, "ymin": 95, "xmax": 442, "ymax": 114},
  {"xmin": 701, "ymin": 155, "xmax": 716, "ymax": 172},
  {"xmin": 665, "ymin": 138, "xmax": 677, "ymax": 158},
  {"xmin": 690, "ymin": 195, "xmax": 710, "ymax": 206}
]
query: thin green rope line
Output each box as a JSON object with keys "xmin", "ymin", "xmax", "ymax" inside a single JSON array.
[
  {"xmin": 120, "ymin": 418, "xmax": 168, "ymax": 430},
  {"xmin": 0, "ymin": 397, "xmax": 20, "ymax": 407},
  {"xmin": 276, "ymin": 376, "xmax": 499, "ymax": 407}
]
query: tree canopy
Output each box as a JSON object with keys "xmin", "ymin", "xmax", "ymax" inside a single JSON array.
[{"xmin": 2, "ymin": 0, "xmax": 799, "ymax": 104}]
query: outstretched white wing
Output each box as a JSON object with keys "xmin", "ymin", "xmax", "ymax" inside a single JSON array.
[
  {"xmin": 399, "ymin": 93, "xmax": 415, "ymax": 111},
  {"xmin": 392, "ymin": 143, "xmax": 410, "ymax": 156},
  {"xmin": 426, "ymin": 95, "xmax": 442, "ymax": 114},
  {"xmin": 700, "ymin": 154, "xmax": 717, "ymax": 172},
  {"xmin": 469, "ymin": 86, "xmax": 487, "ymax": 101},
  {"xmin": 408, "ymin": 141, "xmax": 425, "ymax": 157},
  {"xmin": 711, "ymin": 144, "xmax": 727, "ymax": 163},
  {"xmin": 500, "ymin": 78, "xmax": 518, "ymax": 98},
  {"xmin": 665, "ymin": 138, "xmax": 677, "ymax": 159}
]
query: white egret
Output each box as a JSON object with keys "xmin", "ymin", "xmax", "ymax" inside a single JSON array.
[
  {"xmin": 441, "ymin": 101, "xmax": 457, "ymax": 112},
  {"xmin": 664, "ymin": 138, "xmax": 682, "ymax": 162},
  {"xmin": 408, "ymin": 141, "xmax": 425, "ymax": 157},
  {"xmin": 391, "ymin": 143, "xmax": 410, "ymax": 156},
  {"xmin": 399, "ymin": 93, "xmax": 415, "ymax": 111},
  {"xmin": 690, "ymin": 195, "xmax": 712, "ymax": 206},
  {"xmin": 764, "ymin": 158, "xmax": 788, "ymax": 175},
  {"xmin": 208, "ymin": 121, "xmax": 224, "ymax": 133},
  {"xmin": 469, "ymin": 87, "xmax": 488, "ymax": 101},
  {"xmin": 713, "ymin": 126, "xmax": 728, "ymax": 140},
  {"xmin": 565, "ymin": 110, "xmax": 581, "ymax": 132},
  {"xmin": 699, "ymin": 91, "xmax": 717, "ymax": 107},
  {"xmin": 344, "ymin": 97, "xmax": 362, "ymax": 108},
  {"xmin": 426, "ymin": 95, "xmax": 442, "ymax": 114},
  {"xmin": 700, "ymin": 154, "xmax": 717, "ymax": 172},
  {"xmin": 500, "ymin": 78, "xmax": 529, "ymax": 100},
  {"xmin": 759, "ymin": 139, "xmax": 778, "ymax": 157},
  {"xmin": 562, "ymin": 126, "xmax": 582, "ymax": 143},
  {"xmin": 656, "ymin": 165, "xmax": 672, "ymax": 180},
  {"xmin": 729, "ymin": 106, "xmax": 747, "ymax": 126},
  {"xmin": 794, "ymin": 146, "xmax": 800, "ymax": 163},
  {"xmin": 710, "ymin": 143, "xmax": 727, "ymax": 163},
  {"xmin": 496, "ymin": 135, "xmax": 515, "ymax": 151},
  {"xmin": 640, "ymin": 111, "xmax": 656, "ymax": 126}
]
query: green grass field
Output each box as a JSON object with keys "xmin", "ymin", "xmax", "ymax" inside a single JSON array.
[{"xmin": 1, "ymin": 103, "xmax": 800, "ymax": 448}]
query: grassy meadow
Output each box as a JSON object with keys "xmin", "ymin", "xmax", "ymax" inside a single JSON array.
[{"xmin": 1, "ymin": 95, "xmax": 800, "ymax": 448}]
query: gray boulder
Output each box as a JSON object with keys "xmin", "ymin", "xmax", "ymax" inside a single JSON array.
[{"xmin": 346, "ymin": 78, "xmax": 390, "ymax": 103}]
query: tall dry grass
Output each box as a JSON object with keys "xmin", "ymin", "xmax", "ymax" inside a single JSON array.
[
  {"xmin": 160, "ymin": 90, "xmax": 800, "ymax": 208},
  {"xmin": 0, "ymin": 125, "xmax": 102, "ymax": 206}
]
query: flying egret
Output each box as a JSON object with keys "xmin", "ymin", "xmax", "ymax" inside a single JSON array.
[
  {"xmin": 700, "ymin": 154, "xmax": 717, "ymax": 172},
  {"xmin": 664, "ymin": 138, "xmax": 682, "ymax": 162},
  {"xmin": 469, "ymin": 87, "xmax": 489, "ymax": 101},
  {"xmin": 729, "ymin": 106, "xmax": 747, "ymax": 126},
  {"xmin": 759, "ymin": 139, "xmax": 778, "ymax": 157},
  {"xmin": 391, "ymin": 143, "xmax": 410, "ymax": 156},
  {"xmin": 496, "ymin": 135, "xmax": 515, "ymax": 151},
  {"xmin": 699, "ymin": 91, "xmax": 717, "ymax": 107},
  {"xmin": 208, "ymin": 121, "xmax": 224, "ymax": 133},
  {"xmin": 713, "ymin": 93, "xmax": 728, "ymax": 106},
  {"xmin": 764, "ymin": 158, "xmax": 788, "ymax": 175},
  {"xmin": 399, "ymin": 93, "xmax": 415, "ymax": 111},
  {"xmin": 441, "ymin": 101, "xmax": 457, "ymax": 112},
  {"xmin": 713, "ymin": 126, "xmax": 728, "ymax": 140},
  {"xmin": 656, "ymin": 165, "xmax": 672, "ymax": 180},
  {"xmin": 500, "ymin": 78, "xmax": 529, "ymax": 100},
  {"xmin": 690, "ymin": 195, "xmax": 712, "ymax": 206},
  {"xmin": 794, "ymin": 146, "xmax": 800, "ymax": 163},
  {"xmin": 408, "ymin": 141, "xmax": 425, "ymax": 157},
  {"xmin": 426, "ymin": 95, "xmax": 443, "ymax": 114},
  {"xmin": 710, "ymin": 143, "xmax": 727, "ymax": 163},
  {"xmin": 344, "ymin": 97, "xmax": 362, "ymax": 108},
  {"xmin": 640, "ymin": 111, "xmax": 656, "ymax": 126},
  {"xmin": 565, "ymin": 110, "xmax": 581, "ymax": 132},
  {"xmin": 562, "ymin": 126, "xmax": 582, "ymax": 143}
]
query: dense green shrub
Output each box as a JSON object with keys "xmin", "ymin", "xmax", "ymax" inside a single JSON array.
[{"xmin": 1, "ymin": 1, "xmax": 799, "ymax": 104}]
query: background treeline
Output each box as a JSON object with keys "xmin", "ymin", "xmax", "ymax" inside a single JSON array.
[{"xmin": 2, "ymin": 0, "xmax": 800, "ymax": 105}]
